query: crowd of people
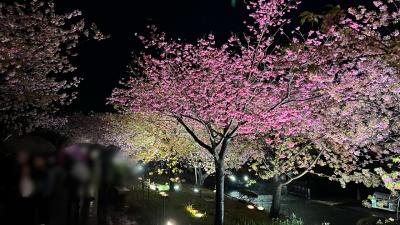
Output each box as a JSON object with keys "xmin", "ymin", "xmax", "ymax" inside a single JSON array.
[{"xmin": 0, "ymin": 137, "xmax": 129, "ymax": 225}]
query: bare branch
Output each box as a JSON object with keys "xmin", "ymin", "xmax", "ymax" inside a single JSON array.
[{"xmin": 175, "ymin": 116, "xmax": 213, "ymax": 154}]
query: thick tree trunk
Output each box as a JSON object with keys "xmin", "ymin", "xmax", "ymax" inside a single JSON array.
[
  {"xmin": 270, "ymin": 175, "xmax": 283, "ymax": 218},
  {"xmin": 175, "ymin": 117, "xmax": 235, "ymax": 225},
  {"xmin": 214, "ymin": 158, "xmax": 225, "ymax": 225}
]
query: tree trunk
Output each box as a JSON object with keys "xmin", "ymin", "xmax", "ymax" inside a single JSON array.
[
  {"xmin": 169, "ymin": 180, "xmax": 174, "ymax": 192},
  {"xmin": 198, "ymin": 170, "xmax": 209, "ymax": 187},
  {"xmin": 194, "ymin": 167, "xmax": 198, "ymax": 185},
  {"xmin": 214, "ymin": 158, "xmax": 225, "ymax": 225},
  {"xmin": 168, "ymin": 170, "xmax": 175, "ymax": 192},
  {"xmin": 270, "ymin": 175, "xmax": 283, "ymax": 218}
]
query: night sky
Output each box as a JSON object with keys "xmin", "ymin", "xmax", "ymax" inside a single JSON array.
[
  {"xmin": 54, "ymin": 0, "xmax": 250, "ymax": 113},
  {"xmin": 3, "ymin": 0, "xmax": 352, "ymax": 112}
]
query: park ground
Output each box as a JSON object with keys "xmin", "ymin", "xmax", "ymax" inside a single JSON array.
[
  {"xmin": 97, "ymin": 183, "xmax": 398, "ymax": 225},
  {"xmin": 125, "ymin": 184, "xmax": 271, "ymax": 225}
]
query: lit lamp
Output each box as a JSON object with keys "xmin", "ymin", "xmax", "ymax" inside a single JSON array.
[
  {"xmin": 173, "ymin": 184, "xmax": 180, "ymax": 191},
  {"xmin": 243, "ymin": 175, "xmax": 249, "ymax": 182},
  {"xmin": 194, "ymin": 188, "xmax": 200, "ymax": 193},
  {"xmin": 194, "ymin": 212, "xmax": 205, "ymax": 218},
  {"xmin": 257, "ymin": 206, "xmax": 265, "ymax": 211},
  {"xmin": 160, "ymin": 191, "xmax": 169, "ymax": 197},
  {"xmin": 161, "ymin": 193, "xmax": 169, "ymax": 222},
  {"xmin": 229, "ymin": 175, "xmax": 236, "ymax": 182},
  {"xmin": 247, "ymin": 204, "xmax": 255, "ymax": 210}
]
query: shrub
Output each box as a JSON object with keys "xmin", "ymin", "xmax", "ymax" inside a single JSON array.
[
  {"xmin": 272, "ymin": 215, "xmax": 304, "ymax": 225},
  {"xmin": 231, "ymin": 218, "xmax": 271, "ymax": 225}
]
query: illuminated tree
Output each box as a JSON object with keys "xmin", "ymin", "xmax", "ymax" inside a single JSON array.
[
  {"xmin": 110, "ymin": 1, "xmax": 329, "ymax": 223},
  {"xmin": 247, "ymin": 0, "xmax": 400, "ymax": 216},
  {"xmin": 0, "ymin": 0, "xmax": 106, "ymax": 140},
  {"xmin": 248, "ymin": 135, "xmax": 322, "ymax": 217},
  {"xmin": 110, "ymin": 0, "xmax": 400, "ymax": 223},
  {"xmin": 249, "ymin": 0, "xmax": 400, "ymax": 216},
  {"xmin": 61, "ymin": 113, "xmax": 136, "ymax": 152},
  {"xmin": 107, "ymin": 113, "xmax": 253, "ymax": 188},
  {"xmin": 303, "ymin": 0, "xmax": 400, "ymax": 188},
  {"xmin": 185, "ymin": 138, "xmax": 254, "ymax": 187}
]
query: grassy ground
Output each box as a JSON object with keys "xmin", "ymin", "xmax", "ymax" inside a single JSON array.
[{"xmin": 126, "ymin": 184, "xmax": 272, "ymax": 225}]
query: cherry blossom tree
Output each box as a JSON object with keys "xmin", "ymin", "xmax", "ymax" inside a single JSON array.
[
  {"xmin": 302, "ymin": 0, "xmax": 400, "ymax": 188},
  {"xmin": 248, "ymin": 134, "xmax": 322, "ymax": 217},
  {"xmin": 61, "ymin": 113, "xmax": 137, "ymax": 152},
  {"xmin": 110, "ymin": 0, "xmax": 400, "ymax": 222},
  {"xmin": 109, "ymin": 1, "xmax": 332, "ymax": 223},
  {"xmin": 185, "ymin": 138, "xmax": 254, "ymax": 187},
  {"xmin": 0, "ymin": 0, "xmax": 106, "ymax": 141},
  {"xmin": 119, "ymin": 112, "xmax": 200, "ymax": 189},
  {"xmin": 109, "ymin": 112, "xmax": 254, "ymax": 188},
  {"xmin": 247, "ymin": 0, "xmax": 400, "ymax": 216}
]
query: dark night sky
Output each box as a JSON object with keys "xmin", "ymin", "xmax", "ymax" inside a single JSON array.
[
  {"xmin": 55, "ymin": 0, "xmax": 249, "ymax": 113},
  {"xmin": 3, "ymin": 0, "xmax": 352, "ymax": 112}
]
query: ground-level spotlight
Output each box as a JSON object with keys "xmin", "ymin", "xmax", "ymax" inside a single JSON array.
[
  {"xmin": 194, "ymin": 212, "xmax": 205, "ymax": 218},
  {"xmin": 166, "ymin": 220, "xmax": 175, "ymax": 225},
  {"xmin": 247, "ymin": 204, "xmax": 255, "ymax": 210},
  {"xmin": 229, "ymin": 175, "xmax": 236, "ymax": 182},
  {"xmin": 160, "ymin": 191, "xmax": 169, "ymax": 197},
  {"xmin": 243, "ymin": 175, "xmax": 249, "ymax": 181},
  {"xmin": 194, "ymin": 188, "xmax": 200, "ymax": 193},
  {"xmin": 257, "ymin": 206, "xmax": 264, "ymax": 211},
  {"xmin": 186, "ymin": 204, "xmax": 206, "ymax": 218},
  {"xmin": 173, "ymin": 184, "xmax": 181, "ymax": 191}
]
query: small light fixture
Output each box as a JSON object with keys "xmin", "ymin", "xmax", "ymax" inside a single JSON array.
[
  {"xmin": 257, "ymin": 206, "xmax": 264, "ymax": 211},
  {"xmin": 166, "ymin": 220, "xmax": 174, "ymax": 225},
  {"xmin": 243, "ymin": 175, "xmax": 249, "ymax": 181},
  {"xmin": 186, "ymin": 204, "xmax": 206, "ymax": 218},
  {"xmin": 194, "ymin": 212, "xmax": 205, "ymax": 218},
  {"xmin": 194, "ymin": 188, "xmax": 200, "ymax": 193},
  {"xmin": 174, "ymin": 184, "xmax": 180, "ymax": 191},
  {"xmin": 229, "ymin": 175, "xmax": 236, "ymax": 182},
  {"xmin": 160, "ymin": 191, "xmax": 169, "ymax": 197},
  {"xmin": 247, "ymin": 204, "xmax": 255, "ymax": 209}
]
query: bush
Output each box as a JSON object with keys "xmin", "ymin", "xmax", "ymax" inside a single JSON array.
[
  {"xmin": 231, "ymin": 218, "xmax": 271, "ymax": 225},
  {"xmin": 272, "ymin": 215, "xmax": 304, "ymax": 225},
  {"xmin": 231, "ymin": 214, "xmax": 304, "ymax": 225}
]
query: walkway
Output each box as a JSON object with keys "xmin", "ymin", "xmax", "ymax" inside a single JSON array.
[{"xmin": 228, "ymin": 191, "xmax": 395, "ymax": 225}]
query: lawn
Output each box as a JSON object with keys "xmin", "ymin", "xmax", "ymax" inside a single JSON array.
[{"xmin": 126, "ymin": 183, "xmax": 272, "ymax": 225}]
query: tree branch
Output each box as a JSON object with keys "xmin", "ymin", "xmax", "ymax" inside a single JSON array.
[
  {"xmin": 175, "ymin": 116, "xmax": 213, "ymax": 154},
  {"xmin": 283, "ymin": 150, "xmax": 324, "ymax": 186}
]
